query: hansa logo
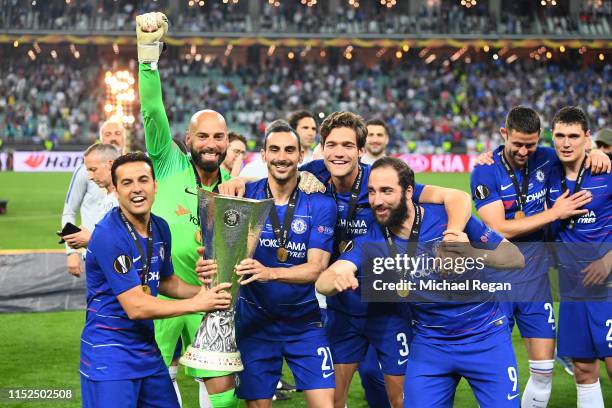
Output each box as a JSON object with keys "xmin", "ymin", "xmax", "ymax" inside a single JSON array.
[
  {"xmin": 24, "ymin": 154, "xmax": 45, "ymax": 168},
  {"xmin": 291, "ymin": 218, "xmax": 308, "ymax": 234},
  {"xmin": 480, "ymin": 229, "xmax": 492, "ymax": 243},
  {"xmin": 317, "ymin": 225, "xmax": 334, "ymax": 235}
]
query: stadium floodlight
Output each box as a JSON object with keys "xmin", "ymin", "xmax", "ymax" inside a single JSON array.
[
  {"xmin": 380, "ymin": 0, "xmax": 397, "ymax": 8},
  {"xmin": 348, "ymin": 0, "xmax": 360, "ymax": 8},
  {"xmin": 460, "ymin": 0, "xmax": 477, "ymax": 8},
  {"xmin": 540, "ymin": 0, "xmax": 557, "ymax": 5},
  {"xmin": 268, "ymin": 0, "xmax": 281, "ymax": 7},
  {"xmin": 104, "ymin": 70, "xmax": 136, "ymax": 128}
]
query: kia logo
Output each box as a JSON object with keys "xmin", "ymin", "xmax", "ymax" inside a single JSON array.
[
  {"xmin": 24, "ymin": 154, "xmax": 45, "ymax": 168},
  {"xmin": 404, "ymin": 154, "xmax": 430, "ymax": 173}
]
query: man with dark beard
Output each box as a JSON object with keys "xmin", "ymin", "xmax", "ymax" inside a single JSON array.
[
  {"xmin": 137, "ymin": 12, "xmax": 236, "ymax": 408},
  {"xmin": 316, "ymin": 157, "xmax": 525, "ymax": 408}
]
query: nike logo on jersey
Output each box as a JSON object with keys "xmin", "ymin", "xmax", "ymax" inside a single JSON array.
[
  {"xmin": 501, "ymin": 183, "xmax": 514, "ymax": 191},
  {"xmin": 322, "ymin": 371, "xmax": 334, "ymax": 378},
  {"xmin": 398, "ymin": 358, "xmax": 408, "ymax": 365},
  {"xmin": 133, "ymin": 256, "xmax": 141, "ymax": 263},
  {"xmin": 549, "ymin": 189, "xmax": 560, "ymax": 193},
  {"xmin": 507, "ymin": 394, "xmax": 519, "ymax": 400}
]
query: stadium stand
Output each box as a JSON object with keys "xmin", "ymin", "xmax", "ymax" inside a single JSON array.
[
  {"xmin": 1, "ymin": 0, "xmax": 610, "ymax": 36},
  {"xmin": 0, "ymin": 54, "xmax": 609, "ymax": 154}
]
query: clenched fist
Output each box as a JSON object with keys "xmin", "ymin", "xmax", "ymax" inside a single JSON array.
[{"xmin": 135, "ymin": 12, "xmax": 168, "ymax": 66}]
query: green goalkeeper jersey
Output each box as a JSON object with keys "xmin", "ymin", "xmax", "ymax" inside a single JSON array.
[{"xmin": 139, "ymin": 63, "xmax": 231, "ymax": 287}]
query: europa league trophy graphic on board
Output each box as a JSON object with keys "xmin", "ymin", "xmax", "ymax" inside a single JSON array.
[{"xmin": 180, "ymin": 189, "xmax": 273, "ymax": 372}]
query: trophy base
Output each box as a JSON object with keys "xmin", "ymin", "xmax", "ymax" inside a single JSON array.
[{"xmin": 179, "ymin": 346, "xmax": 243, "ymax": 372}]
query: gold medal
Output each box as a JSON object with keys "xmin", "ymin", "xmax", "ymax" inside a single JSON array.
[
  {"xmin": 397, "ymin": 288, "xmax": 410, "ymax": 298},
  {"xmin": 195, "ymin": 230, "xmax": 202, "ymax": 244},
  {"xmin": 339, "ymin": 240, "xmax": 348, "ymax": 253},
  {"xmin": 514, "ymin": 210, "xmax": 525, "ymax": 219},
  {"xmin": 142, "ymin": 285, "xmax": 151, "ymax": 295},
  {"xmin": 277, "ymin": 247, "xmax": 289, "ymax": 262}
]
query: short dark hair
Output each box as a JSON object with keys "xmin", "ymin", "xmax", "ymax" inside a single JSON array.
[
  {"xmin": 263, "ymin": 119, "xmax": 301, "ymax": 151},
  {"xmin": 288, "ymin": 110, "xmax": 317, "ymax": 131},
  {"xmin": 320, "ymin": 111, "xmax": 367, "ymax": 149},
  {"xmin": 111, "ymin": 152, "xmax": 156, "ymax": 186},
  {"xmin": 505, "ymin": 106, "xmax": 541, "ymax": 135},
  {"xmin": 371, "ymin": 156, "xmax": 415, "ymax": 192},
  {"xmin": 366, "ymin": 118, "xmax": 390, "ymax": 136},
  {"xmin": 228, "ymin": 131, "xmax": 247, "ymax": 147},
  {"xmin": 551, "ymin": 106, "xmax": 589, "ymax": 133}
]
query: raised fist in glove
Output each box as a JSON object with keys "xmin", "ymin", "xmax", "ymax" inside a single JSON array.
[{"xmin": 135, "ymin": 12, "xmax": 168, "ymax": 66}]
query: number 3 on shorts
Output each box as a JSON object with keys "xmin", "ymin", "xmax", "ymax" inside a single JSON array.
[{"xmin": 397, "ymin": 332, "xmax": 409, "ymax": 357}]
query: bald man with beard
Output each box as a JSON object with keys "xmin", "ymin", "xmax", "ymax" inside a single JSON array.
[{"xmin": 137, "ymin": 12, "xmax": 235, "ymax": 408}]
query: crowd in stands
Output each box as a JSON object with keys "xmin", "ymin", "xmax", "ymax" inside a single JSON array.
[
  {"xmin": 1, "ymin": 0, "xmax": 610, "ymax": 36},
  {"xmin": 1, "ymin": 52, "xmax": 609, "ymax": 154}
]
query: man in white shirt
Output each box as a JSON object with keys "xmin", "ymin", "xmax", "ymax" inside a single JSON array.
[{"xmin": 62, "ymin": 120, "xmax": 126, "ymax": 277}]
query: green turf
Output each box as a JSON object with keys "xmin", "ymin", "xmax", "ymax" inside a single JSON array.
[
  {"xmin": 0, "ymin": 172, "xmax": 74, "ymax": 250},
  {"xmin": 0, "ymin": 172, "xmax": 468, "ymax": 250},
  {"xmin": 0, "ymin": 310, "xmax": 609, "ymax": 407},
  {"xmin": 0, "ymin": 171, "xmax": 610, "ymax": 406}
]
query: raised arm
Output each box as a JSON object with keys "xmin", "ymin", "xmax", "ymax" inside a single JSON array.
[
  {"xmin": 137, "ymin": 12, "xmax": 185, "ymax": 178},
  {"xmin": 417, "ymin": 185, "xmax": 472, "ymax": 232}
]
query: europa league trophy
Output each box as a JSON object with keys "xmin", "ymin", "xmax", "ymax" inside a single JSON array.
[{"xmin": 180, "ymin": 189, "xmax": 274, "ymax": 372}]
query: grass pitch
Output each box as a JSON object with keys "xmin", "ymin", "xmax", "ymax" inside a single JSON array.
[{"xmin": 0, "ymin": 171, "xmax": 609, "ymax": 407}]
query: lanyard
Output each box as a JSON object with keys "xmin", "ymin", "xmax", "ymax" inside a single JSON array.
[
  {"xmin": 560, "ymin": 156, "xmax": 588, "ymax": 229},
  {"xmin": 330, "ymin": 166, "xmax": 363, "ymax": 252},
  {"xmin": 265, "ymin": 180, "xmax": 300, "ymax": 251},
  {"xmin": 382, "ymin": 203, "xmax": 422, "ymax": 268},
  {"xmin": 118, "ymin": 209, "xmax": 153, "ymax": 288},
  {"xmin": 498, "ymin": 149, "xmax": 530, "ymax": 212},
  {"xmin": 191, "ymin": 160, "xmax": 223, "ymax": 193}
]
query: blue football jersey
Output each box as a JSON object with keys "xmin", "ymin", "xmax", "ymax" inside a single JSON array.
[
  {"xmin": 81, "ymin": 208, "xmax": 174, "ymax": 380},
  {"xmin": 301, "ymin": 159, "xmax": 424, "ymax": 317},
  {"xmin": 547, "ymin": 166, "xmax": 612, "ymax": 300},
  {"xmin": 471, "ymin": 146, "xmax": 557, "ymax": 284},
  {"xmin": 340, "ymin": 204, "xmax": 507, "ymax": 344},
  {"xmin": 236, "ymin": 178, "xmax": 336, "ymax": 340}
]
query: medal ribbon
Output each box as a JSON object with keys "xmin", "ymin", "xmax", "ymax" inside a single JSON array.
[
  {"xmin": 560, "ymin": 155, "xmax": 588, "ymax": 229},
  {"xmin": 498, "ymin": 149, "xmax": 530, "ymax": 213},
  {"xmin": 265, "ymin": 179, "xmax": 300, "ymax": 253},
  {"xmin": 190, "ymin": 159, "xmax": 223, "ymax": 192},
  {"xmin": 330, "ymin": 165, "xmax": 363, "ymax": 252},
  {"xmin": 118, "ymin": 209, "xmax": 153, "ymax": 289},
  {"xmin": 382, "ymin": 203, "xmax": 422, "ymax": 276}
]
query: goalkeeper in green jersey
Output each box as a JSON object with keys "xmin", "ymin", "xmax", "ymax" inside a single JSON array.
[{"xmin": 137, "ymin": 12, "xmax": 236, "ymax": 408}]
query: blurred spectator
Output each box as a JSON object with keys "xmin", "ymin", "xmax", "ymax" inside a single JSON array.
[
  {"xmin": 3, "ymin": 0, "xmax": 609, "ymax": 36},
  {"xmin": 0, "ymin": 52, "xmax": 609, "ymax": 155}
]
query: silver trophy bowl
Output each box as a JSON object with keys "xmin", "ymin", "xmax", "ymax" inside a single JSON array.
[{"xmin": 180, "ymin": 189, "xmax": 273, "ymax": 372}]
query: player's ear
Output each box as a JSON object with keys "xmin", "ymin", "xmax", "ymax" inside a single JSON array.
[
  {"xmin": 405, "ymin": 185, "xmax": 414, "ymax": 201},
  {"xmin": 500, "ymin": 127, "xmax": 508, "ymax": 141},
  {"xmin": 184, "ymin": 129, "xmax": 191, "ymax": 146}
]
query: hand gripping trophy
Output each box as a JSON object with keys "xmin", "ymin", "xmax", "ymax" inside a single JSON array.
[{"xmin": 180, "ymin": 190, "xmax": 273, "ymax": 372}]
